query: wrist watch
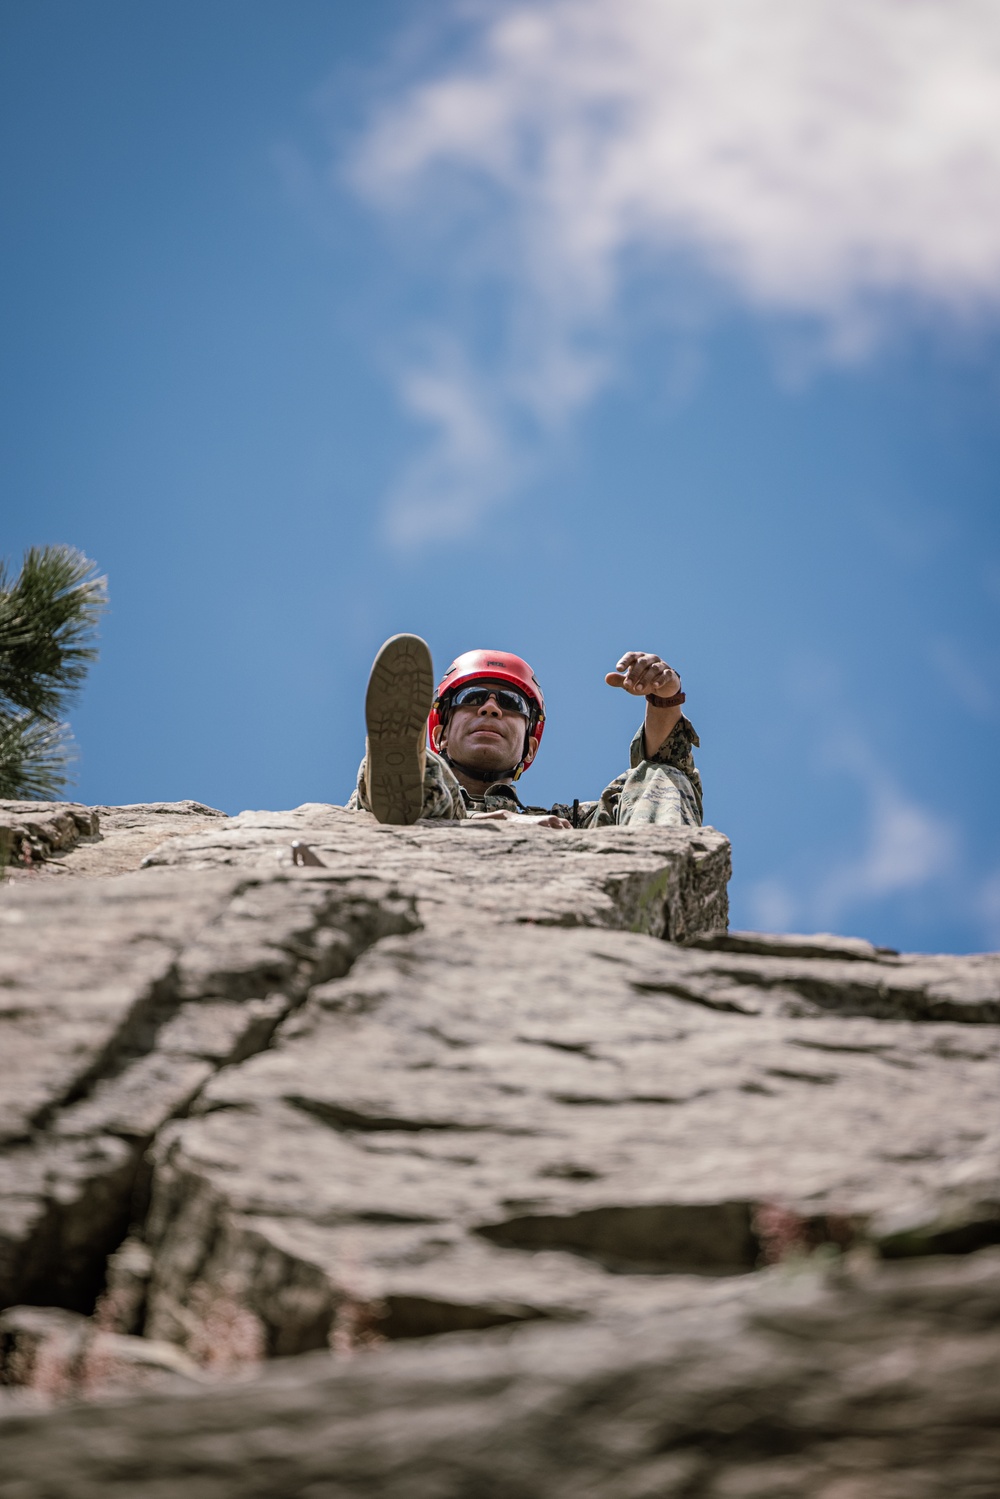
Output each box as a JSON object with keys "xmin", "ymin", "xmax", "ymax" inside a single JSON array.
[{"xmin": 646, "ymin": 671, "xmax": 684, "ymax": 708}]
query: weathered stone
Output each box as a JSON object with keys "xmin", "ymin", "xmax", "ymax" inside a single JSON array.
[
  {"xmin": 1, "ymin": 796, "xmax": 998, "ymax": 1493},
  {"xmin": 689, "ymin": 927, "xmax": 901, "ymax": 959},
  {"xmin": 101, "ymin": 1236, "xmax": 153, "ymax": 1334},
  {"xmin": 140, "ymin": 919, "xmax": 1000, "ymax": 1355},
  {"xmin": 1, "ymin": 1252, "xmax": 998, "ymax": 1498},
  {"xmin": 626, "ymin": 939, "xmax": 1000, "ymax": 1022},
  {"xmin": 0, "ymin": 800, "xmax": 226, "ymax": 880},
  {"xmin": 0, "ymin": 1303, "xmax": 201, "ymax": 1404},
  {"xmin": 142, "ymin": 803, "xmax": 732, "ymax": 942},
  {"xmin": 0, "ymin": 866, "xmax": 417, "ymax": 1310},
  {"xmin": 0, "ymin": 801, "xmax": 99, "ymax": 868},
  {"xmin": 869, "ymin": 1145, "xmax": 1000, "ymax": 1259}
]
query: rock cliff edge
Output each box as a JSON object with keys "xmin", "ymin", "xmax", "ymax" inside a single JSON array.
[{"xmin": 0, "ymin": 800, "xmax": 998, "ymax": 1497}]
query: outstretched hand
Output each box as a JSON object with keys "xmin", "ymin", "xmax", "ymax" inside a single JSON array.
[
  {"xmin": 605, "ymin": 652, "xmax": 680, "ymax": 698},
  {"xmin": 467, "ymin": 810, "xmax": 572, "ymax": 830}
]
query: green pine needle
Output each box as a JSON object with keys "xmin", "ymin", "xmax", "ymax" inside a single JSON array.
[
  {"xmin": 0, "ymin": 546, "xmax": 107, "ymax": 799},
  {"xmin": 0, "ymin": 712, "xmax": 74, "ymax": 800}
]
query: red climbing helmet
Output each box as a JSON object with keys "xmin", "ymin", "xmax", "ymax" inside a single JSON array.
[{"xmin": 428, "ymin": 649, "xmax": 546, "ymax": 777}]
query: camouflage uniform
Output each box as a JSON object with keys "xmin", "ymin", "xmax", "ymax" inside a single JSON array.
[{"xmin": 347, "ymin": 716, "xmax": 702, "ymax": 827}]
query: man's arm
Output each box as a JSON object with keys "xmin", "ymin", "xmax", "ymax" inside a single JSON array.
[
  {"xmin": 605, "ymin": 651, "xmax": 683, "ymax": 756},
  {"xmin": 467, "ymin": 809, "xmax": 572, "ymax": 828},
  {"xmin": 464, "ymin": 652, "xmax": 688, "ymax": 831}
]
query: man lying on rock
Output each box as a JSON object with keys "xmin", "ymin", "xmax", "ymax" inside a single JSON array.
[{"xmin": 347, "ymin": 634, "xmax": 703, "ymax": 829}]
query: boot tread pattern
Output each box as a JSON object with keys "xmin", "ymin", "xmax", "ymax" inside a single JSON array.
[{"xmin": 365, "ymin": 635, "xmax": 433, "ymax": 825}]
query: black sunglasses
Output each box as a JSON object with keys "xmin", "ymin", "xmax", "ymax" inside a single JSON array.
[{"xmin": 450, "ymin": 682, "xmax": 531, "ymax": 717}]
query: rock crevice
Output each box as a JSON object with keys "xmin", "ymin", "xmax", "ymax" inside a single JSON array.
[
  {"xmin": 1, "ymin": 797, "xmax": 998, "ymax": 1493},
  {"xmin": 0, "ymin": 841, "xmax": 418, "ymax": 1312}
]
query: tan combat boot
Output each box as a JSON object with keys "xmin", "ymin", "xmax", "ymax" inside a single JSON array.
[{"xmin": 363, "ymin": 633, "xmax": 434, "ymax": 825}]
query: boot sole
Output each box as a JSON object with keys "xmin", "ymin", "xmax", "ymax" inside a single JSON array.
[{"xmin": 365, "ymin": 634, "xmax": 434, "ymax": 825}]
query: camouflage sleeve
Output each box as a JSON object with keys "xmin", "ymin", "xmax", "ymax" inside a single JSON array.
[
  {"xmin": 628, "ymin": 715, "xmax": 703, "ymax": 823},
  {"xmin": 574, "ymin": 784, "xmax": 622, "ymax": 829}
]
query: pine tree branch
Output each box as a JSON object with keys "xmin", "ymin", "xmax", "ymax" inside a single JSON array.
[
  {"xmin": 0, "ymin": 546, "xmax": 107, "ymax": 720},
  {"xmin": 0, "ymin": 711, "xmax": 74, "ymax": 800}
]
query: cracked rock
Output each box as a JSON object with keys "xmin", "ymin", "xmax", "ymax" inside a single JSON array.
[
  {"xmin": 1, "ymin": 797, "xmax": 998, "ymax": 1493},
  {"xmin": 2, "ymin": 1252, "xmax": 998, "ymax": 1497},
  {"xmin": 0, "ymin": 865, "xmax": 416, "ymax": 1310},
  {"xmin": 0, "ymin": 800, "xmax": 227, "ymax": 880},
  {"xmin": 0, "ymin": 1303, "xmax": 202, "ymax": 1404},
  {"xmin": 141, "ymin": 920, "xmax": 1000, "ymax": 1354},
  {"xmin": 142, "ymin": 803, "xmax": 732, "ymax": 941},
  {"xmin": 0, "ymin": 802, "xmax": 99, "ymax": 868}
]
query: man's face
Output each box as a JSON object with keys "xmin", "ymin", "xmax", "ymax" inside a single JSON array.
[{"xmin": 436, "ymin": 680, "xmax": 537, "ymax": 778}]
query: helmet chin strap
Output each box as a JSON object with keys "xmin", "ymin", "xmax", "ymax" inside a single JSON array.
[
  {"xmin": 437, "ymin": 714, "xmax": 535, "ymax": 785},
  {"xmin": 440, "ymin": 750, "xmax": 519, "ymax": 785}
]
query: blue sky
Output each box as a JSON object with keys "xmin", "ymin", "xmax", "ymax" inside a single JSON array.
[{"xmin": 3, "ymin": 0, "xmax": 999, "ymax": 953}]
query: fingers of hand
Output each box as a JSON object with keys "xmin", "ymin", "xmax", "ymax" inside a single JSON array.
[
  {"xmin": 623, "ymin": 654, "xmax": 662, "ymax": 694},
  {"xmin": 611, "ymin": 651, "xmax": 649, "ymax": 692},
  {"xmin": 643, "ymin": 661, "xmax": 680, "ymax": 696},
  {"xmin": 609, "ymin": 654, "xmax": 677, "ymax": 694}
]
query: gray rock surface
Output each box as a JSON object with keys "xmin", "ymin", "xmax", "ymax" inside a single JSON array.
[
  {"xmin": 0, "ymin": 1302, "xmax": 202, "ymax": 1404},
  {"xmin": 0, "ymin": 800, "xmax": 99, "ymax": 868},
  {"xmin": 0, "ymin": 863, "xmax": 417, "ymax": 1310},
  {"xmin": 1, "ymin": 797, "xmax": 998, "ymax": 1492},
  {"xmin": 0, "ymin": 802, "xmax": 729, "ymax": 1323},
  {"xmin": 143, "ymin": 802, "xmax": 732, "ymax": 941},
  {"xmin": 0, "ymin": 799, "xmax": 226, "ymax": 879},
  {"xmin": 142, "ymin": 917, "xmax": 1000, "ymax": 1355},
  {"xmin": 2, "ymin": 1252, "xmax": 998, "ymax": 1498}
]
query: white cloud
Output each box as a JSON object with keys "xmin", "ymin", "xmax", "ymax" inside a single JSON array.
[
  {"xmin": 384, "ymin": 341, "xmax": 518, "ymax": 547},
  {"xmin": 736, "ymin": 665, "xmax": 963, "ymax": 937},
  {"xmin": 742, "ymin": 738, "xmax": 958, "ymax": 937},
  {"xmin": 350, "ymin": 0, "xmax": 1000, "ymax": 542},
  {"xmin": 815, "ymin": 776, "xmax": 958, "ymax": 921},
  {"xmin": 745, "ymin": 877, "xmax": 799, "ymax": 933}
]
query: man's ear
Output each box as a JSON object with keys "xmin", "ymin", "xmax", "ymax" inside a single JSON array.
[
  {"xmin": 431, "ymin": 721, "xmax": 445, "ymax": 753},
  {"xmin": 523, "ymin": 731, "xmax": 540, "ymax": 767}
]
